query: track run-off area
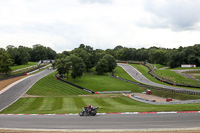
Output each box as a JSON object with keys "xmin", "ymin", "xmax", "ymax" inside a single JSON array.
[{"xmin": 1, "ymin": 64, "xmax": 200, "ymax": 131}]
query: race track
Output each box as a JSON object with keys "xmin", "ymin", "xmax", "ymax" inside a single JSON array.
[
  {"xmin": 0, "ymin": 113, "xmax": 200, "ymax": 130},
  {"xmin": 118, "ymin": 63, "xmax": 200, "ymax": 93},
  {"xmin": 0, "ymin": 69, "xmax": 55, "ymax": 112}
]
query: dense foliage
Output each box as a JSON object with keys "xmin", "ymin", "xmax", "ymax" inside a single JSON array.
[
  {"xmin": 1, "ymin": 43, "xmax": 200, "ymax": 75},
  {"xmin": 113, "ymin": 44, "xmax": 200, "ymax": 68}
]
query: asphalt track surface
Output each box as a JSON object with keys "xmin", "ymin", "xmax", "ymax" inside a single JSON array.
[
  {"xmin": 0, "ymin": 113, "xmax": 200, "ymax": 130},
  {"xmin": 0, "ymin": 66, "xmax": 200, "ymax": 130},
  {"xmin": 118, "ymin": 63, "xmax": 200, "ymax": 93},
  {"xmin": 0, "ymin": 69, "xmax": 55, "ymax": 112}
]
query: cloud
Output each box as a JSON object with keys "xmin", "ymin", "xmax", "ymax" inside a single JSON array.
[
  {"xmin": 1, "ymin": 0, "xmax": 200, "ymax": 53},
  {"xmin": 140, "ymin": 0, "xmax": 200, "ymax": 31},
  {"xmin": 78, "ymin": 0, "xmax": 112, "ymax": 4}
]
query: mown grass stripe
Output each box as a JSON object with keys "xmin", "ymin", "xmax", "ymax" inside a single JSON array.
[
  {"xmin": 93, "ymin": 98, "xmax": 113, "ymax": 107},
  {"xmin": 82, "ymin": 98, "xmax": 98, "ymax": 107},
  {"xmin": 24, "ymin": 97, "xmax": 44, "ymax": 112},
  {"xmin": 27, "ymin": 71, "xmax": 89, "ymax": 96},
  {"xmin": 73, "ymin": 98, "xmax": 87, "ymax": 109},
  {"xmin": 39, "ymin": 97, "xmax": 54, "ymax": 111},
  {"xmin": 112, "ymin": 97, "xmax": 136, "ymax": 105},
  {"xmin": 52, "ymin": 97, "xmax": 63, "ymax": 110}
]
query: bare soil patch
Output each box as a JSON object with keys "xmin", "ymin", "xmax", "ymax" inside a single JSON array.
[{"xmin": 0, "ymin": 76, "xmax": 27, "ymax": 91}]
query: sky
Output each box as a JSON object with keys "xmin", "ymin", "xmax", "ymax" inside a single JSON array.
[{"xmin": 0, "ymin": 0, "xmax": 200, "ymax": 53}]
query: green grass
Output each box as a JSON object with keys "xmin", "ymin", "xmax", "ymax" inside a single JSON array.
[
  {"xmin": 27, "ymin": 71, "xmax": 89, "ymax": 96},
  {"xmin": 1, "ymin": 65, "xmax": 200, "ymax": 114},
  {"xmin": 172, "ymin": 67, "xmax": 200, "ymax": 70},
  {"xmin": 183, "ymin": 71, "xmax": 200, "ymax": 74},
  {"xmin": 1, "ymin": 95, "xmax": 200, "ymax": 114},
  {"xmin": 65, "ymin": 69, "xmax": 144, "ymax": 93},
  {"xmin": 195, "ymin": 76, "xmax": 200, "ymax": 80},
  {"xmin": 11, "ymin": 62, "xmax": 37, "ymax": 71},
  {"xmin": 153, "ymin": 64, "xmax": 168, "ymax": 69},
  {"xmin": 152, "ymin": 65, "xmax": 200, "ymax": 86},
  {"xmin": 113, "ymin": 66, "xmax": 138, "ymax": 82},
  {"xmin": 150, "ymin": 89, "xmax": 200, "ymax": 100}
]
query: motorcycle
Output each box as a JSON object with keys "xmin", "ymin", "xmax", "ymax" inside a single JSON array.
[{"xmin": 79, "ymin": 106, "xmax": 98, "ymax": 116}]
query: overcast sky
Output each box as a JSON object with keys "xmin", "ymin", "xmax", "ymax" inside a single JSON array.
[{"xmin": 1, "ymin": 0, "xmax": 200, "ymax": 52}]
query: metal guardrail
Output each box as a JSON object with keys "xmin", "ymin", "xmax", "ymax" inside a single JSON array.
[
  {"xmin": 143, "ymin": 63, "xmax": 200, "ymax": 88},
  {"xmin": 112, "ymin": 72, "xmax": 200, "ymax": 95},
  {"xmin": 128, "ymin": 94, "xmax": 200, "ymax": 105}
]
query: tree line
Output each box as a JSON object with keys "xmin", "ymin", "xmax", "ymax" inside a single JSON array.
[
  {"xmin": 112, "ymin": 44, "xmax": 200, "ymax": 68},
  {"xmin": 1, "ymin": 43, "xmax": 200, "ymax": 75},
  {"xmin": 0, "ymin": 44, "xmax": 57, "ymax": 74}
]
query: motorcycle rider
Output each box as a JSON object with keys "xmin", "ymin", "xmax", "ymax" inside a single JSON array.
[{"xmin": 85, "ymin": 104, "xmax": 93, "ymax": 114}]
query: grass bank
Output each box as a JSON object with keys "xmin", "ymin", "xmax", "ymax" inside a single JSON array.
[
  {"xmin": 1, "ymin": 95, "xmax": 200, "ymax": 114},
  {"xmin": 27, "ymin": 71, "xmax": 89, "ymax": 96},
  {"xmin": 11, "ymin": 62, "xmax": 37, "ymax": 71},
  {"xmin": 64, "ymin": 69, "xmax": 143, "ymax": 93},
  {"xmin": 1, "ymin": 65, "xmax": 200, "ymax": 114}
]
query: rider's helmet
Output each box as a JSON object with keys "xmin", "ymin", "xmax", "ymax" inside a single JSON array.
[{"xmin": 89, "ymin": 104, "xmax": 92, "ymax": 108}]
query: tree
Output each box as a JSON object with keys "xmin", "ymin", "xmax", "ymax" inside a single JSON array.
[
  {"xmin": 168, "ymin": 50, "xmax": 185, "ymax": 68},
  {"xmin": 0, "ymin": 49, "xmax": 13, "ymax": 74},
  {"xmin": 72, "ymin": 48, "xmax": 93, "ymax": 71},
  {"xmin": 6, "ymin": 45, "xmax": 17, "ymax": 64},
  {"xmin": 16, "ymin": 46, "xmax": 30, "ymax": 65},
  {"xmin": 102, "ymin": 54, "xmax": 117, "ymax": 73},
  {"xmin": 55, "ymin": 56, "xmax": 71, "ymax": 79},
  {"xmin": 46, "ymin": 47, "xmax": 57, "ymax": 60},
  {"xmin": 95, "ymin": 58, "xmax": 108, "ymax": 75},
  {"xmin": 70, "ymin": 55, "xmax": 85, "ymax": 81},
  {"xmin": 30, "ymin": 44, "xmax": 47, "ymax": 62},
  {"xmin": 93, "ymin": 49, "xmax": 105, "ymax": 65},
  {"xmin": 187, "ymin": 54, "xmax": 198, "ymax": 65},
  {"xmin": 6, "ymin": 45, "xmax": 29, "ymax": 65}
]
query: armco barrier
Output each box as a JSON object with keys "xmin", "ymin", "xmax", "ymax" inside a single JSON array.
[
  {"xmin": 26, "ymin": 64, "xmax": 52, "ymax": 75},
  {"xmin": 143, "ymin": 63, "xmax": 200, "ymax": 88},
  {"xmin": 128, "ymin": 94, "xmax": 200, "ymax": 105},
  {"xmin": 0, "ymin": 64, "xmax": 51, "ymax": 81},
  {"xmin": 55, "ymin": 73, "xmax": 95, "ymax": 94},
  {"xmin": 96, "ymin": 90, "xmax": 131, "ymax": 94},
  {"xmin": 112, "ymin": 72, "xmax": 200, "ymax": 96}
]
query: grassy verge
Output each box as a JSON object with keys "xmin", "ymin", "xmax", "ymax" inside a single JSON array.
[
  {"xmin": 27, "ymin": 71, "xmax": 89, "ymax": 96},
  {"xmin": 1, "ymin": 95, "xmax": 200, "ymax": 114},
  {"xmin": 150, "ymin": 89, "xmax": 200, "ymax": 100},
  {"xmin": 113, "ymin": 66, "xmax": 138, "ymax": 82},
  {"xmin": 153, "ymin": 64, "xmax": 168, "ymax": 69},
  {"xmin": 64, "ymin": 69, "xmax": 143, "ymax": 93},
  {"xmin": 183, "ymin": 71, "xmax": 200, "ymax": 74},
  {"xmin": 154, "ymin": 67, "xmax": 198, "ymax": 83},
  {"xmin": 195, "ymin": 76, "xmax": 200, "ymax": 80},
  {"xmin": 11, "ymin": 62, "xmax": 37, "ymax": 71}
]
